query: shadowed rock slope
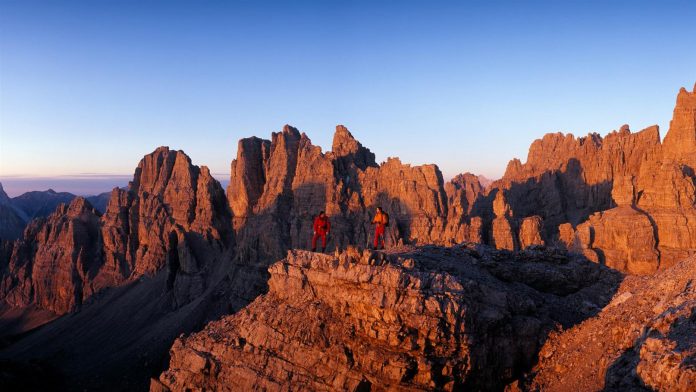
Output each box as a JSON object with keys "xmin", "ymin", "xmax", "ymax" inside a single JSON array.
[
  {"xmin": 0, "ymin": 148, "xmax": 263, "ymax": 390},
  {"xmin": 154, "ymin": 245, "xmax": 621, "ymax": 391},
  {"xmin": 527, "ymin": 254, "xmax": 696, "ymax": 392}
]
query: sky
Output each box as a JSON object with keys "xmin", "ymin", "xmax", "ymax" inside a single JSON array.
[{"xmin": 1, "ymin": 0, "xmax": 695, "ymax": 197}]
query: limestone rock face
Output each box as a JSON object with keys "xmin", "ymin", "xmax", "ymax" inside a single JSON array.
[
  {"xmin": 224, "ymin": 86, "xmax": 696, "ymax": 274},
  {"xmin": 332, "ymin": 124, "xmax": 377, "ymax": 170},
  {"xmin": 518, "ymin": 216, "xmax": 544, "ymax": 249},
  {"xmin": 498, "ymin": 124, "xmax": 660, "ymax": 231},
  {"xmin": 611, "ymin": 175, "xmax": 635, "ymax": 207},
  {"xmin": 490, "ymin": 191, "xmax": 517, "ymax": 251},
  {"xmin": 573, "ymin": 208, "xmax": 660, "ymax": 275},
  {"xmin": 1, "ymin": 198, "xmax": 101, "ymax": 313},
  {"xmin": 528, "ymin": 254, "xmax": 696, "ymax": 392},
  {"xmin": 155, "ymin": 245, "xmax": 620, "ymax": 391},
  {"xmin": 438, "ymin": 173, "xmax": 485, "ymax": 244},
  {"xmin": 228, "ymin": 125, "xmax": 449, "ymax": 264},
  {"xmin": 556, "ymin": 86, "xmax": 696, "ymax": 273},
  {"xmin": 481, "ymin": 84, "xmax": 696, "ymax": 274},
  {"xmin": 1, "ymin": 147, "xmax": 232, "ymax": 315},
  {"xmin": 662, "ymin": 85, "xmax": 696, "ymax": 165}
]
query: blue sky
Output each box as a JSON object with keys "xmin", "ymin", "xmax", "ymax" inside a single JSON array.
[{"xmin": 1, "ymin": 0, "xmax": 695, "ymax": 196}]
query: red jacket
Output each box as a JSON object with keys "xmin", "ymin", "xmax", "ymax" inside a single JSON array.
[{"xmin": 313, "ymin": 216, "xmax": 331, "ymax": 235}]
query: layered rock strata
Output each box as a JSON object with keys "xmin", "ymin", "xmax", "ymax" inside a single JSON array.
[{"xmin": 155, "ymin": 245, "xmax": 620, "ymax": 391}]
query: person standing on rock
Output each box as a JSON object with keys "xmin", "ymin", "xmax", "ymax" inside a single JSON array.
[
  {"xmin": 371, "ymin": 207, "xmax": 389, "ymax": 250},
  {"xmin": 312, "ymin": 211, "xmax": 331, "ymax": 253}
]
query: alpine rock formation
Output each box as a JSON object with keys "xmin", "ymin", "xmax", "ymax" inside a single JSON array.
[
  {"xmin": 0, "ymin": 147, "xmax": 252, "ymax": 390},
  {"xmin": 1, "ymin": 83, "xmax": 696, "ymax": 391}
]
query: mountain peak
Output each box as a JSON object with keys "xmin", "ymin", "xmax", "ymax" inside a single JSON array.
[
  {"xmin": 331, "ymin": 125, "xmax": 376, "ymax": 169},
  {"xmin": 282, "ymin": 124, "xmax": 300, "ymax": 137},
  {"xmin": 662, "ymin": 82, "xmax": 696, "ymax": 164},
  {"xmin": 66, "ymin": 196, "xmax": 97, "ymax": 217}
]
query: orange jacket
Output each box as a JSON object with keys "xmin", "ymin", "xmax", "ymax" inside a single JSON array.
[{"xmin": 372, "ymin": 211, "xmax": 389, "ymax": 226}]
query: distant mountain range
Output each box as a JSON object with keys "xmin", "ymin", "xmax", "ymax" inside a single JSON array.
[{"xmin": 0, "ymin": 184, "xmax": 114, "ymax": 240}]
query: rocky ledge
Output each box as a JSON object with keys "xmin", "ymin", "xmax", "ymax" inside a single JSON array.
[
  {"xmin": 527, "ymin": 254, "xmax": 696, "ymax": 392},
  {"xmin": 153, "ymin": 245, "xmax": 620, "ymax": 391}
]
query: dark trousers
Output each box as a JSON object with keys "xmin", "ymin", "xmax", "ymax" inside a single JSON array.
[{"xmin": 374, "ymin": 225, "xmax": 386, "ymax": 249}]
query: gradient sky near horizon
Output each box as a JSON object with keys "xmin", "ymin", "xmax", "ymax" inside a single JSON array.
[{"xmin": 1, "ymin": 0, "xmax": 695, "ymax": 197}]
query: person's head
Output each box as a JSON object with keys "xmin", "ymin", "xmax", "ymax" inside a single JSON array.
[
  {"xmin": 319, "ymin": 211, "xmax": 325, "ymax": 217},
  {"xmin": 376, "ymin": 207, "xmax": 382, "ymax": 213}
]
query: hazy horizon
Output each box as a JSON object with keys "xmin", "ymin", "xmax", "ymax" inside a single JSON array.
[
  {"xmin": 0, "ymin": 173, "xmax": 231, "ymax": 197},
  {"xmin": 2, "ymin": 1, "xmax": 696, "ymax": 196}
]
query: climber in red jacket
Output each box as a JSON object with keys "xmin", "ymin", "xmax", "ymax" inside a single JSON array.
[{"xmin": 312, "ymin": 211, "xmax": 331, "ymax": 253}]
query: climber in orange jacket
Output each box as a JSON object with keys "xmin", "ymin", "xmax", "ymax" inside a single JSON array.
[
  {"xmin": 371, "ymin": 207, "xmax": 389, "ymax": 250},
  {"xmin": 312, "ymin": 211, "xmax": 331, "ymax": 253}
]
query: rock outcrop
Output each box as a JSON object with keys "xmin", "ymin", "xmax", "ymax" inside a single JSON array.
[
  {"xmin": 0, "ymin": 185, "xmax": 114, "ymax": 241},
  {"xmin": 1, "ymin": 147, "xmax": 233, "ymax": 315},
  {"xmin": 518, "ymin": 216, "xmax": 544, "ymax": 249},
  {"xmin": 490, "ymin": 191, "xmax": 518, "ymax": 251},
  {"xmin": 228, "ymin": 125, "xmax": 450, "ymax": 264},
  {"xmin": 556, "ymin": 85, "xmax": 696, "ymax": 274},
  {"xmin": 155, "ymin": 245, "xmax": 620, "ymax": 391},
  {"xmin": 497, "ymin": 123, "xmax": 660, "ymax": 235},
  {"xmin": 528, "ymin": 254, "xmax": 696, "ymax": 392},
  {"xmin": 443, "ymin": 173, "xmax": 485, "ymax": 244},
  {"xmin": 662, "ymin": 84, "xmax": 696, "ymax": 165},
  {"xmin": 487, "ymin": 84, "xmax": 696, "ymax": 274},
  {"xmin": 0, "ymin": 148, "xmax": 255, "ymax": 390},
  {"xmin": 1, "ymin": 198, "xmax": 102, "ymax": 314}
]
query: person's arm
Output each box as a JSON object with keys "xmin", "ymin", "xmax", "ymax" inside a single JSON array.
[{"xmin": 326, "ymin": 219, "xmax": 331, "ymax": 234}]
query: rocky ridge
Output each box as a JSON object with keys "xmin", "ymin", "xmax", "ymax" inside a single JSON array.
[
  {"xmin": 1, "ymin": 83, "xmax": 696, "ymax": 391},
  {"xmin": 154, "ymin": 245, "xmax": 620, "ymax": 391},
  {"xmin": 224, "ymin": 84, "xmax": 696, "ymax": 276},
  {"xmin": 490, "ymin": 84, "xmax": 696, "ymax": 274},
  {"xmin": 1, "ymin": 146, "xmax": 233, "ymax": 314},
  {"xmin": 0, "ymin": 148, "xmax": 264, "ymax": 390},
  {"xmin": 228, "ymin": 125, "xmax": 453, "ymax": 265},
  {"xmin": 527, "ymin": 254, "xmax": 696, "ymax": 391},
  {"xmin": 0, "ymin": 185, "xmax": 115, "ymax": 241}
]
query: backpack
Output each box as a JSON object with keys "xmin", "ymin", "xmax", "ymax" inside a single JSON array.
[{"xmin": 383, "ymin": 212, "xmax": 390, "ymax": 227}]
